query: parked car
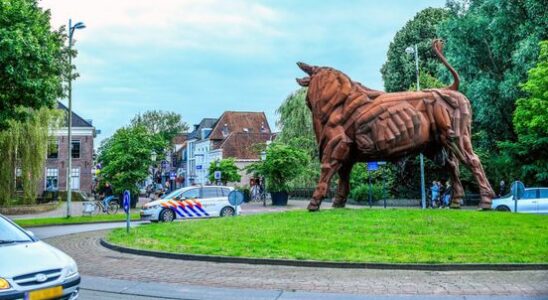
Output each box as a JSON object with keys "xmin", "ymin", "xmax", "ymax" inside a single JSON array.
[
  {"xmin": 492, "ymin": 187, "xmax": 548, "ymax": 214},
  {"xmin": 0, "ymin": 214, "xmax": 80, "ymax": 300},
  {"xmin": 140, "ymin": 186, "xmax": 240, "ymax": 222}
]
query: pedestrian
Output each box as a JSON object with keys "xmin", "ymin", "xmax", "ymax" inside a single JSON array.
[
  {"xmin": 100, "ymin": 182, "xmax": 115, "ymax": 212},
  {"xmin": 499, "ymin": 180, "xmax": 506, "ymax": 197},
  {"xmin": 164, "ymin": 180, "xmax": 170, "ymax": 192},
  {"xmin": 430, "ymin": 181, "xmax": 440, "ymax": 208},
  {"xmin": 442, "ymin": 181, "xmax": 452, "ymax": 208}
]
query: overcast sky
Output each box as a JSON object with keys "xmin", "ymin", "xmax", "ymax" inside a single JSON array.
[{"xmin": 40, "ymin": 0, "xmax": 445, "ymax": 146}]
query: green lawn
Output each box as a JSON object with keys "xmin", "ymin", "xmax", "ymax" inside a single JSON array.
[
  {"xmin": 106, "ymin": 209, "xmax": 548, "ymax": 264},
  {"xmin": 15, "ymin": 213, "xmax": 141, "ymax": 227}
]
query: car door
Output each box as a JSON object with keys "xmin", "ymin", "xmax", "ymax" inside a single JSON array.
[
  {"xmin": 517, "ymin": 189, "xmax": 538, "ymax": 213},
  {"xmin": 199, "ymin": 187, "xmax": 221, "ymax": 217},
  {"xmin": 537, "ymin": 188, "xmax": 548, "ymax": 214},
  {"xmin": 177, "ymin": 188, "xmax": 201, "ymax": 217}
]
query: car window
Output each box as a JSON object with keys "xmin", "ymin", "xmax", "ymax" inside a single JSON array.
[
  {"xmin": 539, "ymin": 189, "xmax": 548, "ymax": 199},
  {"xmin": 222, "ymin": 188, "xmax": 231, "ymax": 196},
  {"xmin": 0, "ymin": 217, "xmax": 33, "ymax": 243},
  {"xmin": 202, "ymin": 187, "xmax": 218, "ymax": 199},
  {"xmin": 181, "ymin": 188, "xmax": 200, "ymax": 199},
  {"xmin": 162, "ymin": 189, "xmax": 183, "ymax": 200},
  {"xmin": 522, "ymin": 189, "xmax": 538, "ymax": 200}
]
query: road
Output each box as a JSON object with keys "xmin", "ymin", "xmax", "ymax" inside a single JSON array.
[{"xmin": 25, "ymin": 222, "xmax": 548, "ymax": 300}]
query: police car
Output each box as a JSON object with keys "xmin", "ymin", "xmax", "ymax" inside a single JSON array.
[{"xmin": 140, "ymin": 186, "xmax": 240, "ymax": 222}]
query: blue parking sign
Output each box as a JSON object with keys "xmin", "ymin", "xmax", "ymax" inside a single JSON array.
[{"xmin": 367, "ymin": 162, "xmax": 379, "ymax": 171}]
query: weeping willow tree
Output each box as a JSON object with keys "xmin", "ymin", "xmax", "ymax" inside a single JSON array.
[
  {"xmin": 275, "ymin": 88, "xmax": 320, "ymax": 187},
  {"xmin": 0, "ymin": 108, "xmax": 62, "ymax": 205}
]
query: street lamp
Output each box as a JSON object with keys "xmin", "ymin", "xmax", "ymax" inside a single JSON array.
[
  {"xmin": 66, "ymin": 19, "xmax": 85, "ymax": 218},
  {"xmin": 405, "ymin": 44, "xmax": 426, "ymax": 210}
]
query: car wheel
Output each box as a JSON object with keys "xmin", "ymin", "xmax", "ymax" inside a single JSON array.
[
  {"xmin": 220, "ymin": 206, "xmax": 235, "ymax": 217},
  {"xmin": 496, "ymin": 205, "xmax": 510, "ymax": 212},
  {"xmin": 160, "ymin": 209, "xmax": 175, "ymax": 222}
]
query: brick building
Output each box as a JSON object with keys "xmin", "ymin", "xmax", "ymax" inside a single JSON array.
[{"xmin": 39, "ymin": 102, "xmax": 96, "ymax": 195}]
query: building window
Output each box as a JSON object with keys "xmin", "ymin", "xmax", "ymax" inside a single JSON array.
[
  {"xmin": 47, "ymin": 139, "xmax": 58, "ymax": 159},
  {"xmin": 71, "ymin": 168, "xmax": 80, "ymax": 190},
  {"xmin": 71, "ymin": 140, "xmax": 80, "ymax": 158},
  {"xmin": 45, "ymin": 168, "xmax": 59, "ymax": 191}
]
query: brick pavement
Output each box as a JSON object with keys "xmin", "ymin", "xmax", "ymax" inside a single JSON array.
[{"xmin": 45, "ymin": 230, "xmax": 548, "ymax": 296}]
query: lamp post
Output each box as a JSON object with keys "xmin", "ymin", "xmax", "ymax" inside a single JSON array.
[
  {"xmin": 405, "ymin": 44, "xmax": 426, "ymax": 210},
  {"xmin": 260, "ymin": 150, "xmax": 266, "ymax": 206},
  {"xmin": 66, "ymin": 19, "xmax": 85, "ymax": 218}
]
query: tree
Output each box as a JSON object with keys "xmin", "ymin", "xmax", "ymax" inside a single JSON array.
[
  {"xmin": 0, "ymin": 108, "xmax": 62, "ymax": 205},
  {"xmin": 381, "ymin": 8, "xmax": 450, "ymax": 92},
  {"xmin": 130, "ymin": 110, "xmax": 189, "ymax": 143},
  {"xmin": 0, "ymin": 0, "xmax": 68, "ymax": 130},
  {"xmin": 98, "ymin": 125, "xmax": 167, "ymax": 195},
  {"xmin": 500, "ymin": 41, "xmax": 548, "ymax": 185},
  {"xmin": 275, "ymin": 88, "xmax": 320, "ymax": 187},
  {"xmin": 438, "ymin": 0, "xmax": 547, "ymax": 149},
  {"xmin": 246, "ymin": 143, "xmax": 309, "ymax": 193},
  {"xmin": 208, "ymin": 158, "xmax": 241, "ymax": 185}
]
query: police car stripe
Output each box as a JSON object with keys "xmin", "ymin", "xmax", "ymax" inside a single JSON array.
[
  {"xmin": 168, "ymin": 201, "xmax": 185, "ymax": 217},
  {"xmin": 176, "ymin": 201, "xmax": 193, "ymax": 217},
  {"xmin": 184, "ymin": 200, "xmax": 202, "ymax": 217}
]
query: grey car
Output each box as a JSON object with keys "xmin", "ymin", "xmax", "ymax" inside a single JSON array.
[{"xmin": 492, "ymin": 187, "xmax": 548, "ymax": 214}]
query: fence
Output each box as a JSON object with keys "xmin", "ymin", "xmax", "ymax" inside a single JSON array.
[{"xmin": 288, "ymin": 187, "xmax": 481, "ymax": 207}]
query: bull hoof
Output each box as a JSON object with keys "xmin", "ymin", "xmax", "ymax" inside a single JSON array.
[
  {"xmin": 449, "ymin": 203, "xmax": 461, "ymax": 209},
  {"xmin": 332, "ymin": 202, "xmax": 346, "ymax": 208},
  {"xmin": 307, "ymin": 203, "xmax": 320, "ymax": 212},
  {"xmin": 479, "ymin": 201, "xmax": 492, "ymax": 210}
]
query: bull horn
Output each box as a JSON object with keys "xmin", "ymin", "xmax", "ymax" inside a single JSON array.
[{"xmin": 297, "ymin": 62, "xmax": 316, "ymax": 75}]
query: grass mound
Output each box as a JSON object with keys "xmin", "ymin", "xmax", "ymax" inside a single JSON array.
[{"xmin": 107, "ymin": 209, "xmax": 548, "ymax": 263}]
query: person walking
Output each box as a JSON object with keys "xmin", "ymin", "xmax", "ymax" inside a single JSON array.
[
  {"xmin": 430, "ymin": 181, "xmax": 440, "ymax": 208},
  {"xmin": 499, "ymin": 180, "xmax": 506, "ymax": 197},
  {"xmin": 442, "ymin": 181, "xmax": 452, "ymax": 208}
]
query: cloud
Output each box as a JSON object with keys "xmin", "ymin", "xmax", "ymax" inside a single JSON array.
[{"xmin": 40, "ymin": 0, "xmax": 284, "ymax": 54}]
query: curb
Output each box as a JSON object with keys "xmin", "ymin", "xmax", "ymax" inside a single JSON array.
[
  {"xmin": 100, "ymin": 239, "xmax": 548, "ymax": 271},
  {"xmin": 20, "ymin": 219, "xmax": 140, "ymax": 228}
]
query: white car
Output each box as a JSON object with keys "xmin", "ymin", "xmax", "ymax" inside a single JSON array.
[
  {"xmin": 140, "ymin": 186, "xmax": 240, "ymax": 222},
  {"xmin": 492, "ymin": 187, "xmax": 548, "ymax": 214},
  {"xmin": 0, "ymin": 214, "xmax": 80, "ymax": 300}
]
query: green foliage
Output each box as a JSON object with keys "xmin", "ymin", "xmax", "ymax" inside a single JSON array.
[
  {"xmin": 381, "ymin": 8, "xmax": 450, "ymax": 92},
  {"xmin": 408, "ymin": 70, "xmax": 446, "ymax": 91},
  {"xmin": 107, "ymin": 209, "xmax": 548, "ymax": 263},
  {"xmin": 350, "ymin": 184, "xmax": 387, "ymax": 203},
  {"xmin": 275, "ymin": 88, "xmax": 320, "ymax": 187},
  {"xmin": 208, "ymin": 158, "xmax": 241, "ymax": 185},
  {"xmin": 0, "ymin": 0, "xmax": 69, "ymax": 130},
  {"xmin": 246, "ymin": 143, "xmax": 309, "ymax": 192},
  {"xmin": 0, "ymin": 108, "xmax": 62, "ymax": 205},
  {"xmin": 98, "ymin": 125, "xmax": 167, "ymax": 195},
  {"xmin": 130, "ymin": 110, "xmax": 189, "ymax": 144},
  {"xmin": 499, "ymin": 41, "xmax": 548, "ymax": 185},
  {"xmin": 438, "ymin": 0, "xmax": 547, "ymax": 148}
]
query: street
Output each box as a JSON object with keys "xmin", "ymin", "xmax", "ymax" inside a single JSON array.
[{"xmin": 29, "ymin": 223, "xmax": 548, "ymax": 299}]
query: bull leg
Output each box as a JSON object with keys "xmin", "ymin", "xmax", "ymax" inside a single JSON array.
[
  {"xmin": 332, "ymin": 162, "xmax": 353, "ymax": 208},
  {"xmin": 458, "ymin": 137, "xmax": 496, "ymax": 209},
  {"xmin": 308, "ymin": 161, "xmax": 341, "ymax": 211},
  {"xmin": 445, "ymin": 151, "xmax": 464, "ymax": 209}
]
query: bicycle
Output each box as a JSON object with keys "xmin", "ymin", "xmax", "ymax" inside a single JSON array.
[{"xmin": 89, "ymin": 199, "xmax": 119, "ymax": 215}]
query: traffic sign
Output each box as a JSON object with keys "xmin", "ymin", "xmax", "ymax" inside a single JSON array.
[
  {"xmin": 196, "ymin": 165, "xmax": 202, "ymax": 170},
  {"xmin": 367, "ymin": 162, "xmax": 379, "ymax": 171},
  {"xmin": 228, "ymin": 190, "xmax": 244, "ymax": 206},
  {"xmin": 214, "ymin": 171, "xmax": 222, "ymax": 180},
  {"xmin": 123, "ymin": 190, "xmax": 130, "ymax": 213},
  {"xmin": 170, "ymin": 172, "xmax": 176, "ymax": 180}
]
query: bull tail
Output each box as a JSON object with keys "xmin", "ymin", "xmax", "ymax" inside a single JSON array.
[{"xmin": 432, "ymin": 39, "xmax": 459, "ymax": 91}]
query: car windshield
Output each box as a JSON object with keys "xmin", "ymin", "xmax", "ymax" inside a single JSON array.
[
  {"xmin": 0, "ymin": 217, "xmax": 32, "ymax": 244},
  {"xmin": 161, "ymin": 189, "xmax": 183, "ymax": 200}
]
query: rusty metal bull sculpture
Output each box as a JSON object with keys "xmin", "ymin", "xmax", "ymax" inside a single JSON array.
[{"xmin": 296, "ymin": 39, "xmax": 496, "ymax": 211}]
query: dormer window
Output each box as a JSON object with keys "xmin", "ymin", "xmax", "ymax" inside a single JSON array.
[{"xmin": 222, "ymin": 123, "xmax": 229, "ymax": 137}]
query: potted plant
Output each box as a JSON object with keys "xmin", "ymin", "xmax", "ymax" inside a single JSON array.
[{"xmin": 247, "ymin": 143, "xmax": 308, "ymax": 206}]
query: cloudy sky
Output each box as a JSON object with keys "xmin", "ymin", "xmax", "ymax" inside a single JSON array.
[{"xmin": 40, "ymin": 0, "xmax": 445, "ymax": 146}]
